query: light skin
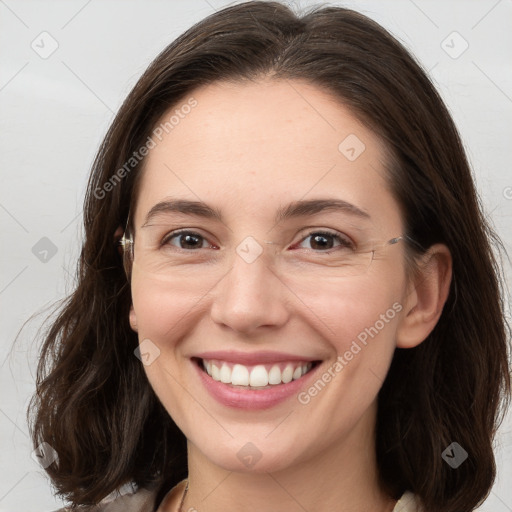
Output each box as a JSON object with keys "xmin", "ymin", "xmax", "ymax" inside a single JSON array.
[{"xmin": 127, "ymin": 78, "xmax": 452, "ymax": 512}]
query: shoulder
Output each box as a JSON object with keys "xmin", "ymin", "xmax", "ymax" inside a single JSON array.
[
  {"xmin": 393, "ymin": 491, "xmax": 423, "ymax": 512},
  {"xmin": 49, "ymin": 482, "xmax": 158, "ymax": 512}
]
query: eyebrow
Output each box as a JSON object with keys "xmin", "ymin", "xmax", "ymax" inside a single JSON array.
[{"xmin": 141, "ymin": 197, "xmax": 370, "ymax": 227}]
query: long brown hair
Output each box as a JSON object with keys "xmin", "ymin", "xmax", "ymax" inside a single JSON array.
[{"xmin": 28, "ymin": 2, "xmax": 511, "ymax": 511}]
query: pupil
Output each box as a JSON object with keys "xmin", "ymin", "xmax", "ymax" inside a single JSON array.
[
  {"xmin": 311, "ymin": 234, "xmax": 333, "ymax": 250},
  {"xmin": 181, "ymin": 234, "xmax": 201, "ymax": 249}
]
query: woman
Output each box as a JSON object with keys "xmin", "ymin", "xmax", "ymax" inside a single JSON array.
[{"xmin": 28, "ymin": 2, "xmax": 511, "ymax": 511}]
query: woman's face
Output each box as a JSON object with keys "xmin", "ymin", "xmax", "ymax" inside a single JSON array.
[{"xmin": 129, "ymin": 78, "xmax": 409, "ymax": 473}]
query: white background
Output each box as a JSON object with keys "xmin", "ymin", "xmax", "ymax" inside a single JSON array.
[{"xmin": 1, "ymin": 0, "xmax": 511, "ymax": 510}]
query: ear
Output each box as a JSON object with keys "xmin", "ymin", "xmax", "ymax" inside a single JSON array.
[
  {"xmin": 129, "ymin": 305, "xmax": 138, "ymax": 333},
  {"xmin": 396, "ymin": 243, "xmax": 452, "ymax": 348},
  {"xmin": 114, "ymin": 225, "xmax": 124, "ymax": 256}
]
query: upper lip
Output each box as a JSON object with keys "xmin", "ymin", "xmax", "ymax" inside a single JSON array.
[{"xmin": 194, "ymin": 350, "xmax": 320, "ymax": 365}]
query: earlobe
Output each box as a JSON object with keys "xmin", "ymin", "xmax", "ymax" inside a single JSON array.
[
  {"xmin": 396, "ymin": 244, "xmax": 452, "ymax": 349},
  {"xmin": 129, "ymin": 305, "xmax": 138, "ymax": 332}
]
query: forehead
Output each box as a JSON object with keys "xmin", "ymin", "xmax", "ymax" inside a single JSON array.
[{"xmin": 132, "ymin": 78, "xmax": 402, "ymax": 233}]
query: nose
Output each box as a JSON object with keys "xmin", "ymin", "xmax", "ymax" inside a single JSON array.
[{"xmin": 209, "ymin": 240, "xmax": 290, "ymax": 334}]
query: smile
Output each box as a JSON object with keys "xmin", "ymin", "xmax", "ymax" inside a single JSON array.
[
  {"xmin": 200, "ymin": 359, "xmax": 315, "ymax": 389},
  {"xmin": 192, "ymin": 353, "xmax": 322, "ymax": 409}
]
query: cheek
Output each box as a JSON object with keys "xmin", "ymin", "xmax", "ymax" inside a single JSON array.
[
  {"xmin": 295, "ymin": 275, "xmax": 403, "ymax": 347},
  {"xmin": 130, "ymin": 270, "xmax": 205, "ymax": 342},
  {"xmin": 291, "ymin": 281, "xmax": 402, "ymax": 441},
  {"xmin": 130, "ymin": 273, "xmax": 198, "ymax": 421},
  {"xmin": 303, "ymin": 277, "xmax": 403, "ymax": 396}
]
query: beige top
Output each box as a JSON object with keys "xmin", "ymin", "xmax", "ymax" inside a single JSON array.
[{"xmin": 52, "ymin": 481, "xmax": 421, "ymax": 511}]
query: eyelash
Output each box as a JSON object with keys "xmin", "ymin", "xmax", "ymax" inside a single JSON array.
[{"xmin": 160, "ymin": 228, "xmax": 354, "ymax": 253}]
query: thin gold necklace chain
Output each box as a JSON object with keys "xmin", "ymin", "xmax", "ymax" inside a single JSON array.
[{"xmin": 178, "ymin": 480, "xmax": 189, "ymax": 512}]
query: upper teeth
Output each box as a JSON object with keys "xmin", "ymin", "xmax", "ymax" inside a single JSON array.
[{"xmin": 202, "ymin": 359, "xmax": 313, "ymax": 388}]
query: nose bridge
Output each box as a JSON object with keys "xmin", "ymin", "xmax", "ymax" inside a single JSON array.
[
  {"xmin": 209, "ymin": 236, "xmax": 288, "ymax": 332},
  {"xmin": 235, "ymin": 236, "xmax": 275, "ymax": 264}
]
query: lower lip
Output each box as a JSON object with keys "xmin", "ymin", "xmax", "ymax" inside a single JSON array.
[{"xmin": 194, "ymin": 360, "xmax": 320, "ymax": 410}]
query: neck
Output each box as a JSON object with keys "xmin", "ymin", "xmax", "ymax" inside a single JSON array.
[{"xmin": 180, "ymin": 405, "xmax": 396, "ymax": 512}]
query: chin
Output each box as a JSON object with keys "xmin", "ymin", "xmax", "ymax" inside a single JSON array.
[{"xmin": 191, "ymin": 434, "xmax": 307, "ymax": 474}]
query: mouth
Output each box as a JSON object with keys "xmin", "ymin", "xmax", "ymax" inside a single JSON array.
[
  {"xmin": 191, "ymin": 354, "xmax": 322, "ymax": 409},
  {"xmin": 193, "ymin": 357, "xmax": 320, "ymax": 389}
]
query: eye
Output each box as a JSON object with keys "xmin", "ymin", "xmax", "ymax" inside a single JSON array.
[
  {"xmin": 294, "ymin": 230, "xmax": 354, "ymax": 252},
  {"xmin": 159, "ymin": 229, "xmax": 353, "ymax": 253},
  {"xmin": 161, "ymin": 230, "xmax": 216, "ymax": 250}
]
